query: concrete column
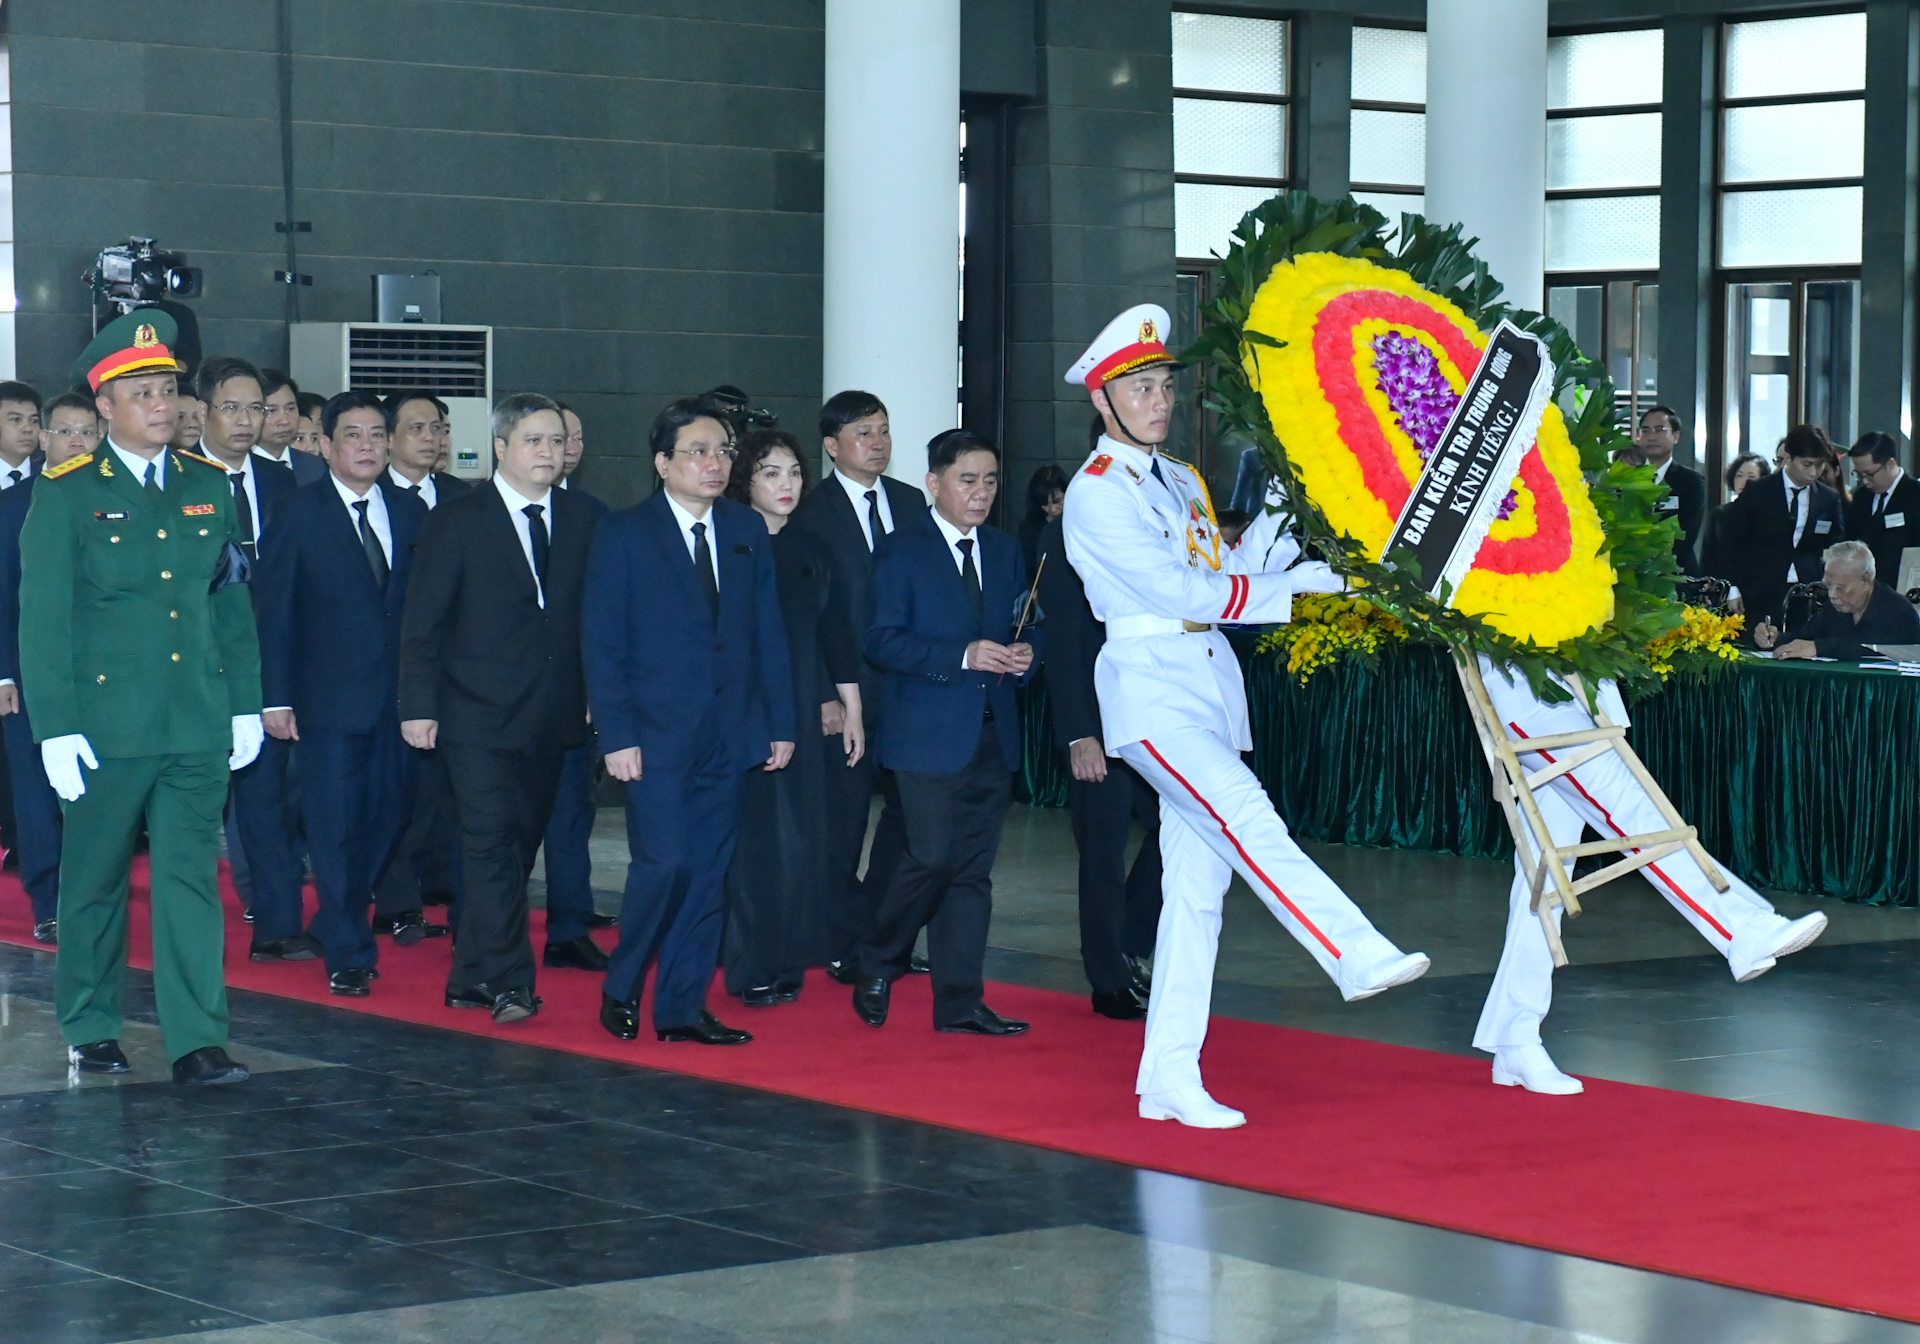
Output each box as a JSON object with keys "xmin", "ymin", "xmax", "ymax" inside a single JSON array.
[
  {"xmin": 1425, "ymin": 0, "xmax": 1547, "ymax": 311},
  {"xmin": 1656, "ymin": 16, "xmax": 1717, "ymax": 478},
  {"xmin": 1859, "ymin": 0, "xmax": 1919, "ymax": 458},
  {"xmin": 1294, "ymin": 13, "xmax": 1353, "ymax": 203},
  {"xmin": 823, "ymin": 0, "xmax": 961, "ymax": 484}
]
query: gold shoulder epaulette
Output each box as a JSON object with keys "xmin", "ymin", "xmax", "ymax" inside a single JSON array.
[
  {"xmin": 43, "ymin": 453, "xmax": 92, "ymax": 480},
  {"xmin": 173, "ymin": 449, "xmax": 224, "ymax": 471}
]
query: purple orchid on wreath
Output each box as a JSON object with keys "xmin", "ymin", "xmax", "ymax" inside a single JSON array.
[{"xmin": 1372, "ymin": 330, "xmax": 1519, "ymax": 520}]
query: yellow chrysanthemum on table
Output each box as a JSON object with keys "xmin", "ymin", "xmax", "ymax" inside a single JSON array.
[
  {"xmin": 1644, "ymin": 606, "xmax": 1744, "ymax": 678},
  {"xmin": 1257, "ymin": 594, "xmax": 1411, "ymax": 684}
]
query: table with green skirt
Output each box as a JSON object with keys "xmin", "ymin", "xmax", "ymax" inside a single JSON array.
[{"xmin": 1014, "ymin": 642, "xmax": 1920, "ymax": 906}]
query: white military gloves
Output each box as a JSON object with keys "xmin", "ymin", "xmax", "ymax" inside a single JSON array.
[
  {"xmin": 230, "ymin": 714, "xmax": 264, "ymax": 771},
  {"xmin": 41, "ymin": 735, "xmax": 98, "ymax": 802},
  {"xmin": 1286, "ymin": 560, "xmax": 1347, "ymax": 595}
]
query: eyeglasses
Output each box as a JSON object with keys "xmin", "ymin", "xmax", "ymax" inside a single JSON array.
[
  {"xmin": 214, "ymin": 402, "xmax": 267, "ymax": 418},
  {"xmin": 677, "ymin": 446, "xmax": 738, "ymax": 464}
]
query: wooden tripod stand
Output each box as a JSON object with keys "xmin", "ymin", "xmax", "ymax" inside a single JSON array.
[{"xmin": 1453, "ymin": 656, "xmax": 1730, "ymax": 967}]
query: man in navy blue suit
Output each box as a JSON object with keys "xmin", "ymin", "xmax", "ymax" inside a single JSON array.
[
  {"xmin": 0, "ymin": 392, "xmax": 99, "ymax": 942},
  {"xmin": 537, "ymin": 401, "xmax": 614, "ymax": 973},
  {"xmin": 851, "ymin": 429, "xmax": 1039, "ymax": 1036},
  {"xmin": 585, "ymin": 397, "xmax": 794, "ymax": 1046},
  {"xmin": 254, "ymin": 391, "xmax": 428, "ymax": 996},
  {"xmin": 192, "ymin": 357, "xmax": 307, "ymax": 961}
]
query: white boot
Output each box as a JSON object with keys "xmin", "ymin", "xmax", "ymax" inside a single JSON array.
[
  {"xmin": 1728, "ymin": 911, "xmax": 1828, "ymax": 983},
  {"xmin": 1337, "ymin": 937, "xmax": 1431, "ymax": 1003},
  {"xmin": 1491, "ymin": 1043, "xmax": 1583, "ymax": 1095},
  {"xmin": 1140, "ymin": 1085, "xmax": 1247, "ymax": 1129}
]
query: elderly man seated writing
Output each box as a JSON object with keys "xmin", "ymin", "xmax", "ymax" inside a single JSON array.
[{"xmin": 1753, "ymin": 540, "xmax": 1920, "ymax": 660}]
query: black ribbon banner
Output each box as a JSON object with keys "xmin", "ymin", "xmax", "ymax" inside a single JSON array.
[{"xmin": 1377, "ymin": 320, "xmax": 1554, "ymax": 598}]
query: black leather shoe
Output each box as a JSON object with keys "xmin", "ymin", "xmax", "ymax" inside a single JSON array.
[
  {"xmin": 853, "ymin": 977, "xmax": 890, "ymax": 1028},
  {"xmin": 421, "ymin": 887, "xmax": 454, "ymax": 907},
  {"xmin": 774, "ymin": 983, "xmax": 802, "ymax": 1004},
  {"xmin": 249, "ymin": 934, "xmax": 319, "ymax": 962},
  {"xmin": 491, "ymin": 987, "xmax": 540, "ymax": 1024},
  {"xmin": 657, "ymin": 1009, "xmax": 752, "ymax": 1045},
  {"xmin": 68, "ymin": 1040, "xmax": 129, "ymax": 1073},
  {"xmin": 908, "ymin": 953, "xmax": 932, "ymax": 974},
  {"xmin": 1091, "ymin": 984, "xmax": 1149, "ymax": 1021},
  {"xmin": 375, "ymin": 910, "xmax": 438, "ymax": 946},
  {"xmin": 600, "ymin": 993, "xmax": 640, "ymax": 1041},
  {"xmin": 584, "ymin": 912, "xmax": 618, "ymax": 930},
  {"xmin": 741, "ymin": 985, "xmax": 780, "ymax": 1007},
  {"xmin": 543, "ymin": 934, "xmax": 610, "ymax": 972},
  {"xmin": 444, "ymin": 983, "xmax": 495, "ymax": 1010},
  {"xmin": 172, "ymin": 1046, "xmax": 250, "ymax": 1085},
  {"xmin": 1125, "ymin": 953, "xmax": 1153, "ymax": 990},
  {"xmin": 329, "ymin": 968, "xmax": 376, "ymax": 997},
  {"xmin": 937, "ymin": 1005, "xmax": 1030, "ymax": 1037},
  {"xmin": 31, "ymin": 919, "xmax": 56, "ymax": 945},
  {"xmin": 242, "ymin": 909, "xmax": 255, "ymax": 924},
  {"xmin": 825, "ymin": 958, "xmax": 859, "ymax": 985}
]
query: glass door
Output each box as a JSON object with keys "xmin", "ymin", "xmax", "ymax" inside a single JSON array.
[
  {"xmin": 1722, "ymin": 278, "xmax": 1858, "ymax": 469},
  {"xmin": 1545, "ymin": 279, "xmax": 1659, "ymax": 428}
]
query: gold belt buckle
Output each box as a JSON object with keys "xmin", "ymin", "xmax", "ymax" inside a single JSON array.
[{"xmin": 1182, "ymin": 620, "xmax": 1213, "ymax": 633}]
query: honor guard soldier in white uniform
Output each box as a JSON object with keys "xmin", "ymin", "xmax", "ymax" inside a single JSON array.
[
  {"xmin": 1061, "ymin": 304, "xmax": 1431, "ymax": 1130},
  {"xmin": 1473, "ymin": 661, "xmax": 1828, "ymax": 1094}
]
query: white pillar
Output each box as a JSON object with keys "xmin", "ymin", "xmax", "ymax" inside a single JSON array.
[
  {"xmin": 1425, "ymin": 0, "xmax": 1547, "ymax": 311},
  {"xmin": 823, "ymin": 0, "xmax": 960, "ymax": 485}
]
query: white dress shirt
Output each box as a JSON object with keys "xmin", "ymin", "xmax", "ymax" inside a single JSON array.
[
  {"xmin": 108, "ymin": 437, "xmax": 165, "ymax": 487},
  {"xmin": 211, "ymin": 449, "xmax": 265, "ymax": 544},
  {"xmin": 492, "ymin": 474, "xmax": 553, "ymax": 608},
  {"xmin": 388, "ymin": 465, "xmax": 439, "ymax": 509},
  {"xmin": 833, "ymin": 470, "xmax": 895, "ymax": 550},
  {"xmin": 0, "ymin": 455, "xmax": 35, "ymax": 489},
  {"xmin": 663, "ymin": 491, "xmax": 721, "ymax": 592},
  {"xmin": 252, "ymin": 445, "xmax": 296, "ymax": 471},
  {"xmin": 1873, "ymin": 465, "xmax": 1906, "ymax": 516},
  {"xmin": 334, "ymin": 474, "xmax": 391, "ymax": 563}
]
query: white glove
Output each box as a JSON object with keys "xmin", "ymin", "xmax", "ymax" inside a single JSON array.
[
  {"xmin": 230, "ymin": 714, "xmax": 265, "ymax": 771},
  {"xmin": 41, "ymin": 734, "xmax": 98, "ymax": 802},
  {"xmin": 1286, "ymin": 560, "xmax": 1347, "ymax": 595}
]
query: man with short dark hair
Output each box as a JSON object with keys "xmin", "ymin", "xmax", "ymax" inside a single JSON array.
[
  {"xmin": 169, "ymin": 387, "xmax": 204, "ymax": 454},
  {"xmin": 385, "ymin": 391, "xmax": 472, "ymax": 508},
  {"xmin": 0, "ymin": 382, "xmax": 44, "ymax": 489},
  {"xmin": 1636, "ymin": 405, "xmax": 1706, "ymax": 574},
  {"xmin": 587, "ymin": 398, "xmax": 793, "ymax": 1046},
  {"xmin": 791, "ymin": 390, "xmax": 928, "ymax": 979},
  {"xmin": 253, "ymin": 369, "xmax": 326, "ymax": 485},
  {"xmin": 400, "ymin": 393, "xmax": 595, "ymax": 1024},
  {"xmin": 1845, "ymin": 432, "xmax": 1920, "ymax": 589},
  {"xmin": 850, "ymin": 429, "xmax": 1035, "ymax": 1036},
  {"xmin": 256, "ymin": 392, "xmax": 429, "ymax": 996},
  {"xmin": 1710, "ymin": 423, "xmax": 1849, "ymax": 626},
  {"xmin": 0, "ymin": 392, "xmax": 96, "ymax": 943}
]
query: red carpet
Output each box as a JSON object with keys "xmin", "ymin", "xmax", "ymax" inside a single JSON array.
[{"xmin": 4, "ymin": 865, "xmax": 1917, "ymax": 1322}]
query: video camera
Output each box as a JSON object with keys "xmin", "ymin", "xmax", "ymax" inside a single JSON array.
[
  {"xmin": 698, "ymin": 384, "xmax": 778, "ymax": 444},
  {"xmin": 86, "ymin": 237, "xmax": 204, "ymax": 316}
]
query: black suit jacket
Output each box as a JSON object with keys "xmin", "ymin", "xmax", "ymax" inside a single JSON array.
[
  {"xmin": 0, "ymin": 474, "xmax": 36, "ymax": 683},
  {"xmin": 791, "ymin": 472, "xmax": 927, "ymax": 719},
  {"xmin": 1845, "ymin": 472, "xmax": 1920, "ymax": 592},
  {"xmin": 255, "ymin": 478, "xmax": 428, "ymax": 734},
  {"xmin": 1034, "ymin": 516, "xmax": 1104, "ymax": 751},
  {"xmin": 398, "ymin": 479, "xmax": 592, "ymax": 751},
  {"xmin": 1708, "ymin": 470, "xmax": 1847, "ymax": 624},
  {"xmin": 1784, "ymin": 582, "xmax": 1920, "ymax": 659},
  {"xmin": 255, "ymin": 447, "xmax": 328, "ymax": 487},
  {"xmin": 1655, "ymin": 461, "xmax": 1707, "ymax": 574},
  {"xmin": 251, "ymin": 456, "xmax": 299, "ymax": 542}
]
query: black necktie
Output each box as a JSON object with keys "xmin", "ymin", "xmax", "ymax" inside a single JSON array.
[
  {"xmin": 354, "ymin": 499, "xmax": 388, "ymax": 590},
  {"xmin": 524, "ymin": 504, "xmax": 549, "ymax": 591},
  {"xmin": 6, "ymin": 469, "xmax": 20, "ymax": 487},
  {"xmin": 144, "ymin": 461, "xmax": 162, "ymax": 498},
  {"xmin": 864, "ymin": 489, "xmax": 886, "ymax": 547},
  {"xmin": 1875, "ymin": 492, "xmax": 1886, "ymax": 517},
  {"xmin": 957, "ymin": 537, "xmax": 983, "ymax": 628},
  {"xmin": 691, "ymin": 520, "xmax": 719, "ymax": 615},
  {"xmin": 229, "ymin": 472, "xmax": 256, "ymax": 557},
  {"xmin": 1150, "ymin": 457, "xmax": 1168, "ymax": 489}
]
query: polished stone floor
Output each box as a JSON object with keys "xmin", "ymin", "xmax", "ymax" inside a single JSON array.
[{"xmin": 5, "ymin": 805, "xmax": 1918, "ymax": 1343}]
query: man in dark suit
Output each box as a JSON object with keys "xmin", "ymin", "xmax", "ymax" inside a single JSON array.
[
  {"xmin": 0, "ymin": 391, "xmax": 97, "ymax": 942},
  {"xmin": 372, "ymin": 390, "xmax": 473, "ymax": 941},
  {"xmin": 852, "ymin": 429, "xmax": 1038, "ymax": 1036},
  {"xmin": 1636, "ymin": 405, "xmax": 1706, "ymax": 575},
  {"xmin": 536, "ymin": 401, "xmax": 614, "ymax": 972},
  {"xmin": 1710, "ymin": 424, "xmax": 1848, "ymax": 628},
  {"xmin": 790, "ymin": 390, "xmax": 928, "ymax": 979},
  {"xmin": 1755, "ymin": 540, "xmax": 1920, "ymax": 659},
  {"xmin": 0, "ymin": 381, "xmax": 46, "ymax": 489},
  {"xmin": 1035, "ymin": 514, "xmax": 1160, "ymax": 1021},
  {"xmin": 1845, "ymin": 432, "xmax": 1920, "ymax": 590},
  {"xmin": 193, "ymin": 357, "xmax": 308, "ymax": 960},
  {"xmin": 399, "ymin": 393, "xmax": 594, "ymax": 1024},
  {"xmin": 255, "ymin": 392, "xmax": 429, "ymax": 997},
  {"xmin": 586, "ymin": 398, "xmax": 794, "ymax": 1046},
  {"xmin": 254, "ymin": 369, "xmax": 328, "ymax": 486}
]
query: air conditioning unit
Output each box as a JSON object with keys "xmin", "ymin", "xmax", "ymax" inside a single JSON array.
[{"xmin": 288, "ymin": 323, "xmax": 494, "ymax": 479}]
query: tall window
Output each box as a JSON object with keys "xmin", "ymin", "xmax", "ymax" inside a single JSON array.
[
  {"xmin": 1349, "ymin": 25, "xmax": 1425, "ymax": 220},
  {"xmin": 1719, "ymin": 12, "xmax": 1864, "ymax": 461},
  {"xmin": 1172, "ymin": 10, "xmax": 1290, "ymax": 261}
]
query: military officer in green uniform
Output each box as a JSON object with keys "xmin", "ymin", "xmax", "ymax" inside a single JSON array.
[{"xmin": 20, "ymin": 309, "xmax": 264, "ymax": 1084}]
